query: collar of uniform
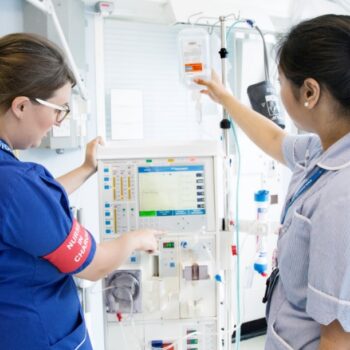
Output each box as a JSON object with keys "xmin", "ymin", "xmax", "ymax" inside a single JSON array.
[
  {"xmin": 0, "ymin": 139, "xmax": 17, "ymax": 159},
  {"xmin": 316, "ymin": 132, "xmax": 350, "ymax": 171}
]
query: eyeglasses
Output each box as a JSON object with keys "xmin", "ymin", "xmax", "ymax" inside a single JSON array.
[{"xmin": 34, "ymin": 98, "xmax": 70, "ymax": 123}]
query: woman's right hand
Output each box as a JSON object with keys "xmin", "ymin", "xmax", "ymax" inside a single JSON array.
[
  {"xmin": 194, "ymin": 70, "xmax": 233, "ymax": 105},
  {"xmin": 76, "ymin": 228, "xmax": 163, "ymax": 281},
  {"xmin": 129, "ymin": 229, "xmax": 163, "ymax": 253}
]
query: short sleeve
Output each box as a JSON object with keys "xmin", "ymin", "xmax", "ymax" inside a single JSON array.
[
  {"xmin": 306, "ymin": 179, "xmax": 350, "ymax": 331},
  {"xmin": 282, "ymin": 133, "xmax": 322, "ymax": 171},
  {"xmin": 1, "ymin": 167, "xmax": 96, "ymax": 274}
]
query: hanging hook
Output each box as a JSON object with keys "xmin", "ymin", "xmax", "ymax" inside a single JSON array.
[
  {"xmin": 224, "ymin": 13, "xmax": 238, "ymax": 20},
  {"xmin": 182, "ymin": 12, "xmax": 243, "ymax": 35},
  {"xmin": 187, "ymin": 12, "xmax": 203, "ymax": 25},
  {"xmin": 194, "ymin": 16, "xmax": 219, "ymax": 34}
]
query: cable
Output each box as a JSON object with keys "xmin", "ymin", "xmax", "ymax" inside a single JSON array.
[
  {"xmin": 218, "ymin": 16, "xmax": 244, "ymax": 349},
  {"xmin": 230, "ymin": 117, "xmax": 242, "ymax": 350},
  {"xmin": 161, "ymin": 330, "xmax": 223, "ymax": 350},
  {"xmin": 112, "ymin": 287, "xmax": 143, "ymax": 350},
  {"xmin": 126, "ymin": 287, "xmax": 135, "ymax": 321},
  {"xmin": 159, "ymin": 328, "xmax": 238, "ymax": 350},
  {"xmin": 226, "ymin": 19, "xmax": 251, "ymax": 40},
  {"xmin": 244, "ymin": 20, "xmax": 271, "ymax": 82},
  {"xmin": 83, "ymin": 257, "xmax": 238, "ymax": 349},
  {"xmin": 105, "ymin": 271, "xmax": 140, "ymax": 314},
  {"xmin": 162, "ymin": 331, "xmax": 201, "ymax": 350},
  {"xmin": 226, "ymin": 19, "xmax": 271, "ymax": 83},
  {"xmin": 124, "ymin": 288, "xmax": 143, "ymax": 350},
  {"xmin": 253, "ymin": 25, "xmax": 270, "ymax": 82},
  {"xmin": 188, "ymin": 229, "xmax": 222, "ymax": 282},
  {"xmin": 118, "ymin": 318, "xmax": 128, "ymax": 350},
  {"xmin": 199, "ymin": 240, "xmax": 223, "ymax": 283},
  {"xmin": 88, "ymin": 284, "xmax": 117, "ymax": 294}
]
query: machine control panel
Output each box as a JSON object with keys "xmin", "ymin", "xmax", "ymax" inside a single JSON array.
[{"xmin": 99, "ymin": 157, "xmax": 216, "ymax": 237}]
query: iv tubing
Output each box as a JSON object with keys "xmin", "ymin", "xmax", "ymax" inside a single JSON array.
[{"xmin": 230, "ymin": 118, "xmax": 242, "ymax": 350}]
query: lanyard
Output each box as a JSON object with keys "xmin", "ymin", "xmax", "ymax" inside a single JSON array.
[
  {"xmin": 0, "ymin": 139, "xmax": 15, "ymax": 156},
  {"xmin": 281, "ymin": 166, "xmax": 327, "ymax": 224}
]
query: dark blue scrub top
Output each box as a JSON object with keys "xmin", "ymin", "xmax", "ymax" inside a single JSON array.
[{"xmin": 0, "ymin": 140, "xmax": 96, "ymax": 350}]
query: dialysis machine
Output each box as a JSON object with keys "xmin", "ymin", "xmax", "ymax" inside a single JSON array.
[{"xmin": 97, "ymin": 141, "xmax": 234, "ymax": 350}]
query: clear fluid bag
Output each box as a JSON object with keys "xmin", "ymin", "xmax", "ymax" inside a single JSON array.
[{"xmin": 178, "ymin": 27, "xmax": 211, "ymax": 89}]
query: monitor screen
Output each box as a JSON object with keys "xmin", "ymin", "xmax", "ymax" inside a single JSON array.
[{"xmin": 138, "ymin": 165, "xmax": 205, "ymax": 217}]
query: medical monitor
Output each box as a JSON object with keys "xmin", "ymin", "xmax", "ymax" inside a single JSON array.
[
  {"xmin": 98, "ymin": 142, "xmax": 219, "ymax": 238},
  {"xmin": 138, "ymin": 165, "xmax": 206, "ymax": 217}
]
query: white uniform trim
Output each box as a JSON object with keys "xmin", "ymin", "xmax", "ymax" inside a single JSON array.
[
  {"xmin": 308, "ymin": 283, "xmax": 350, "ymax": 306},
  {"xmin": 74, "ymin": 330, "xmax": 87, "ymax": 350},
  {"xmin": 317, "ymin": 160, "xmax": 350, "ymax": 171},
  {"xmin": 271, "ymin": 325, "xmax": 294, "ymax": 350},
  {"xmin": 293, "ymin": 210, "xmax": 312, "ymax": 224},
  {"xmin": 292, "ymin": 137, "xmax": 298, "ymax": 165}
]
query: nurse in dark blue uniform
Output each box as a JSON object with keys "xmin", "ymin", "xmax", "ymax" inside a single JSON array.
[{"xmin": 0, "ymin": 33, "xmax": 159, "ymax": 350}]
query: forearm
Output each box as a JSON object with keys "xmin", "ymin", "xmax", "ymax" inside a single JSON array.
[
  {"xmin": 319, "ymin": 321, "xmax": 350, "ymax": 350},
  {"xmin": 222, "ymin": 94, "xmax": 287, "ymax": 164},
  {"xmin": 319, "ymin": 337, "xmax": 336, "ymax": 350},
  {"xmin": 76, "ymin": 234, "xmax": 137, "ymax": 281},
  {"xmin": 56, "ymin": 164, "xmax": 95, "ymax": 195}
]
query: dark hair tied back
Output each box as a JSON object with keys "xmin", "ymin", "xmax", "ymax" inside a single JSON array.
[
  {"xmin": 277, "ymin": 14, "xmax": 350, "ymax": 114},
  {"xmin": 0, "ymin": 33, "xmax": 76, "ymax": 112}
]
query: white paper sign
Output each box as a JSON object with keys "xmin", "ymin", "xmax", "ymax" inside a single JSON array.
[{"xmin": 111, "ymin": 89, "xmax": 143, "ymax": 140}]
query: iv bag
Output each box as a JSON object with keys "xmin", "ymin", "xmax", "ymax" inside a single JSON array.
[{"xmin": 178, "ymin": 28, "xmax": 211, "ymax": 89}]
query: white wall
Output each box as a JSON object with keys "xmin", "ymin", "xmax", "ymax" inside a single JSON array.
[
  {"xmin": 102, "ymin": 20, "xmax": 222, "ymax": 142},
  {"xmin": 290, "ymin": 0, "xmax": 350, "ymax": 24},
  {"xmin": 0, "ymin": 0, "xmax": 23, "ymax": 36}
]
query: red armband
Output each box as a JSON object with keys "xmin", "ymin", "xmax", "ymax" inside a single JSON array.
[{"xmin": 43, "ymin": 219, "xmax": 92, "ymax": 273}]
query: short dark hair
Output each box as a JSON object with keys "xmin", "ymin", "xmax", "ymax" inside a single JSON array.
[
  {"xmin": 0, "ymin": 33, "xmax": 76, "ymax": 112},
  {"xmin": 277, "ymin": 14, "xmax": 350, "ymax": 115}
]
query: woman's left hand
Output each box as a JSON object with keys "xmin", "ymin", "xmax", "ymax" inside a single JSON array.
[
  {"xmin": 56, "ymin": 137, "xmax": 105, "ymax": 195},
  {"xmin": 82, "ymin": 136, "xmax": 104, "ymax": 176}
]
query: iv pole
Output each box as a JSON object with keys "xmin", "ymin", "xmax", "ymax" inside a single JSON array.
[
  {"xmin": 219, "ymin": 16, "xmax": 231, "ymax": 231},
  {"xmin": 218, "ymin": 15, "xmax": 242, "ymax": 350},
  {"xmin": 187, "ymin": 12, "xmax": 244, "ymax": 349}
]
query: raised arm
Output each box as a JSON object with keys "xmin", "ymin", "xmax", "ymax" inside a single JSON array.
[
  {"xmin": 56, "ymin": 137, "xmax": 104, "ymax": 195},
  {"xmin": 195, "ymin": 72, "xmax": 288, "ymax": 164}
]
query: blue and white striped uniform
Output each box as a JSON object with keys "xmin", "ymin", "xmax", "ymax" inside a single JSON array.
[{"xmin": 265, "ymin": 132, "xmax": 350, "ymax": 349}]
